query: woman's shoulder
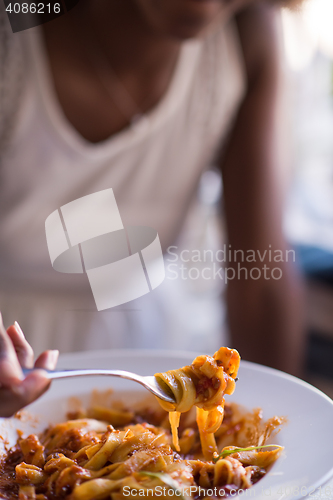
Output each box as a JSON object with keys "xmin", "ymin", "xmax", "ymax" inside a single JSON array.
[
  {"xmin": 0, "ymin": 1, "xmax": 24, "ymax": 59},
  {"xmin": 0, "ymin": 1, "xmax": 27, "ymax": 154},
  {"xmin": 196, "ymin": 16, "xmax": 247, "ymax": 96},
  {"xmin": 199, "ymin": 16, "xmax": 246, "ymax": 76}
]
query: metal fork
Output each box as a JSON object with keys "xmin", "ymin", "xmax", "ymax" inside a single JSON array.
[{"xmin": 22, "ymin": 368, "xmax": 175, "ymax": 404}]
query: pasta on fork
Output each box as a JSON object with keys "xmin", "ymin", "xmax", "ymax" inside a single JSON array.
[{"xmin": 155, "ymin": 347, "xmax": 240, "ymax": 459}]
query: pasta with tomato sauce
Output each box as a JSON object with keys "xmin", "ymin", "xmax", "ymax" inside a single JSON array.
[
  {"xmin": 0, "ymin": 349, "xmax": 284, "ymax": 500},
  {"xmin": 155, "ymin": 347, "xmax": 240, "ymax": 459}
]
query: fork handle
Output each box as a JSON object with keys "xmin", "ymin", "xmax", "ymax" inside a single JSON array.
[{"xmin": 22, "ymin": 368, "xmax": 135, "ymax": 381}]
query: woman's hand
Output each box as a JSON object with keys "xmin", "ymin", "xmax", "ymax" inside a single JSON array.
[{"xmin": 0, "ymin": 313, "xmax": 58, "ymax": 418}]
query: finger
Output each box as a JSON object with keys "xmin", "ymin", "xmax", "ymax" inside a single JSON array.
[
  {"xmin": 34, "ymin": 350, "xmax": 59, "ymax": 370},
  {"xmin": 0, "ymin": 370, "xmax": 51, "ymax": 418},
  {"xmin": 6, "ymin": 322, "xmax": 34, "ymax": 369},
  {"xmin": 0, "ymin": 312, "xmax": 23, "ymax": 386}
]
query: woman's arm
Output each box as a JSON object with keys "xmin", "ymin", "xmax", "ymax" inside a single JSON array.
[
  {"xmin": 0, "ymin": 315, "xmax": 58, "ymax": 417},
  {"xmin": 219, "ymin": 3, "xmax": 304, "ymax": 376}
]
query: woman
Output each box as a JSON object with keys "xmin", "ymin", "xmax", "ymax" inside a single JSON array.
[{"xmin": 0, "ymin": 0, "xmax": 303, "ymax": 416}]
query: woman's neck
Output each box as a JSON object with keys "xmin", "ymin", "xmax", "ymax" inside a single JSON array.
[
  {"xmin": 71, "ymin": 0, "xmax": 181, "ymax": 77},
  {"xmin": 41, "ymin": 0, "xmax": 183, "ymax": 142}
]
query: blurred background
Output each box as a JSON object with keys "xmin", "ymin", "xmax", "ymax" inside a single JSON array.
[
  {"xmin": 176, "ymin": 0, "xmax": 333, "ymax": 396},
  {"xmin": 283, "ymin": 0, "xmax": 333, "ymax": 397}
]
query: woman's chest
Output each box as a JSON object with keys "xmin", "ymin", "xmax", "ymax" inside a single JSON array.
[{"xmin": 1, "ymin": 87, "xmax": 214, "ymax": 255}]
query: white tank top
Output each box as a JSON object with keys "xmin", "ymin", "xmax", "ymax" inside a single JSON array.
[{"xmin": 0, "ymin": 20, "xmax": 246, "ymax": 353}]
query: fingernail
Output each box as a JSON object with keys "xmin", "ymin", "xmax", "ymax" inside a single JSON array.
[
  {"xmin": 14, "ymin": 321, "xmax": 25, "ymax": 339},
  {"xmin": 49, "ymin": 350, "xmax": 59, "ymax": 367},
  {"xmin": 0, "ymin": 312, "xmax": 5, "ymax": 332}
]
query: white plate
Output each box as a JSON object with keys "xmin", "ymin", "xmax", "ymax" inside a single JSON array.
[{"xmin": 1, "ymin": 349, "xmax": 333, "ymax": 500}]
